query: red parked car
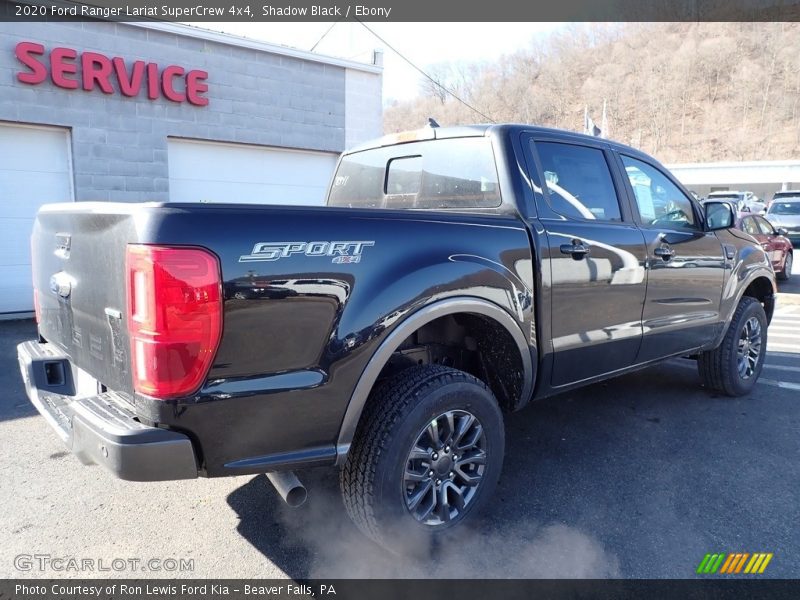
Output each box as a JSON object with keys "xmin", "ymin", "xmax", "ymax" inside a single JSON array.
[{"xmin": 738, "ymin": 213, "xmax": 794, "ymax": 281}]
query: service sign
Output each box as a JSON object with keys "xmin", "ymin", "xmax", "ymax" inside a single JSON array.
[{"xmin": 14, "ymin": 41, "xmax": 210, "ymax": 106}]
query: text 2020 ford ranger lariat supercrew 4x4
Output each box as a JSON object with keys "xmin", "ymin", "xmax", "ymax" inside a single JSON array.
[{"xmin": 18, "ymin": 125, "xmax": 776, "ymax": 550}]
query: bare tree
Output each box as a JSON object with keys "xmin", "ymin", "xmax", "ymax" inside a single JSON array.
[{"xmin": 385, "ymin": 23, "xmax": 800, "ymax": 161}]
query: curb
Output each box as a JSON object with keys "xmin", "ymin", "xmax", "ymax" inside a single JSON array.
[{"xmin": 776, "ymin": 292, "xmax": 800, "ymax": 306}]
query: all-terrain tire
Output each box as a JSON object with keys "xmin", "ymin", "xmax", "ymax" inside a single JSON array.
[
  {"xmin": 698, "ymin": 296, "xmax": 768, "ymax": 396},
  {"xmin": 340, "ymin": 365, "xmax": 504, "ymax": 553}
]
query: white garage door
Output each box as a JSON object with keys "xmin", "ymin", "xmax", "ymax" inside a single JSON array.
[
  {"xmin": 167, "ymin": 138, "xmax": 338, "ymax": 205},
  {"xmin": 0, "ymin": 123, "xmax": 73, "ymax": 315}
]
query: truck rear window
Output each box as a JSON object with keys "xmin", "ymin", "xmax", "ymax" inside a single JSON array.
[{"xmin": 328, "ymin": 137, "xmax": 501, "ymax": 210}]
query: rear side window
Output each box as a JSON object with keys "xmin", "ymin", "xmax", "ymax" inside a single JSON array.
[
  {"xmin": 328, "ymin": 137, "xmax": 501, "ymax": 210},
  {"xmin": 741, "ymin": 217, "xmax": 760, "ymax": 235},
  {"xmin": 755, "ymin": 216, "xmax": 776, "ymax": 235},
  {"xmin": 534, "ymin": 141, "xmax": 622, "ymax": 221}
]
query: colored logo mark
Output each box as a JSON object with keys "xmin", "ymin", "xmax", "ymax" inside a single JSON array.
[{"xmin": 697, "ymin": 552, "xmax": 773, "ymax": 574}]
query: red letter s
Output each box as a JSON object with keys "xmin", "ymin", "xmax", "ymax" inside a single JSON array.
[{"xmin": 15, "ymin": 42, "xmax": 47, "ymax": 85}]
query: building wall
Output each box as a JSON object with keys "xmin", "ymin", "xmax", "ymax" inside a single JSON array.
[
  {"xmin": 0, "ymin": 21, "xmax": 382, "ymax": 203},
  {"xmin": 668, "ymin": 160, "xmax": 800, "ymax": 202},
  {"xmin": 344, "ymin": 68, "xmax": 383, "ymax": 150},
  {"xmin": 686, "ymin": 183, "xmax": 789, "ymax": 202}
]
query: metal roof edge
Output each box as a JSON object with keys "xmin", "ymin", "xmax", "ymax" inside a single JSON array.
[
  {"xmin": 668, "ymin": 160, "xmax": 800, "ymax": 169},
  {"xmin": 122, "ymin": 21, "xmax": 383, "ymax": 74}
]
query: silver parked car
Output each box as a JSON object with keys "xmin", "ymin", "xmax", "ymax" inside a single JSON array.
[
  {"xmin": 771, "ymin": 190, "xmax": 800, "ymax": 202},
  {"xmin": 707, "ymin": 190, "xmax": 766, "ymax": 214},
  {"xmin": 765, "ymin": 198, "xmax": 800, "ymax": 244}
]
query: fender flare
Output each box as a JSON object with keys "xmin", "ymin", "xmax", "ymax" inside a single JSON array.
[
  {"xmin": 713, "ymin": 267, "xmax": 776, "ymax": 347},
  {"xmin": 734, "ymin": 267, "xmax": 776, "ymax": 311},
  {"xmin": 335, "ymin": 296, "xmax": 535, "ymax": 464}
]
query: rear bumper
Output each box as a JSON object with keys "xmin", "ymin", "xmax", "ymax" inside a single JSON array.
[{"xmin": 17, "ymin": 340, "xmax": 198, "ymax": 481}]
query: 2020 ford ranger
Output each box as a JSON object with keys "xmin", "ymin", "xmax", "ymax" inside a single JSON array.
[{"xmin": 18, "ymin": 125, "xmax": 776, "ymax": 550}]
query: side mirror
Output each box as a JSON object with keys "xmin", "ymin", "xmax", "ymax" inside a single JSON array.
[
  {"xmin": 704, "ymin": 201, "xmax": 735, "ymax": 231},
  {"xmin": 776, "ymin": 227, "xmax": 788, "ymax": 237}
]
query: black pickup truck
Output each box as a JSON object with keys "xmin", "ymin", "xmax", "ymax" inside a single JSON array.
[{"xmin": 18, "ymin": 124, "xmax": 776, "ymax": 550}]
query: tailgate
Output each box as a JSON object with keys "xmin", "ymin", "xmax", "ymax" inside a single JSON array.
[{"xmin": 32, "ymin": 203, "xmax": 138, "ymax": 394}]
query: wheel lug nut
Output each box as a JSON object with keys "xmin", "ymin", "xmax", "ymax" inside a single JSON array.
[
  {"xmin": 449, "ymin": 472, "xmax": 454, "ymax": 478},
  {"xmin": 445, "ymin": 446, "xmax": 450, "ymax": 453},
  {"xmin": 436, "ymin": 479, "xmax": 441, "ymax": 486},
  {"xmin": 429, "ymin": 470, "xmax": 434, "ymax": 476},
  {"xmin": 432, "ymin": 453, "xmax": 438, "ymax": 460}
]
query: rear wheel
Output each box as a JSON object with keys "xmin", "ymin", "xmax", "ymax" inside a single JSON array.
[
  {"xmin": 698, "ymin": 296, "xmax": 768, "ymax": 396},
  {"xmin": 777, "ymin": 252, "xmax": 792, "ymax": 281},
  {"xmin": 340, "ymin": 365, "xmax": 504, "ymax": 552}
]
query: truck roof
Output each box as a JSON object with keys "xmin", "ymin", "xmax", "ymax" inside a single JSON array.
[{"xmin": 346, "ymin": 123, "xmax": 650, "ymax": 160}]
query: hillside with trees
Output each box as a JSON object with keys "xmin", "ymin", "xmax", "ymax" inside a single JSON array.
[{"xmin": 384, "ymin": 23, "xmax": 800, "ymax": 163}]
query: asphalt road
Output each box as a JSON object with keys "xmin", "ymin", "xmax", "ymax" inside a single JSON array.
[{"xmin": 2, "ymin": 254, "xmax": 798, "ymax": 580}]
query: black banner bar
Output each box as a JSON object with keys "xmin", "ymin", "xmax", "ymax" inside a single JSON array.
[
  {"xmin": 4, "ymin": 579, "xmax": 800, "ymax": 600},
  {"xmin": 2, "ymin": 0, "xmax": 800, "ymax": 22}
]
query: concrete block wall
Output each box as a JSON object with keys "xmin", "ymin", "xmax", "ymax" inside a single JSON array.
[
  {"xmin": 0, "ymin": 21, "xmax": 382, "ymax": 202},
  {"xmin": 345, "ymin": 68, "xmax": 383, "ymax": 150}
]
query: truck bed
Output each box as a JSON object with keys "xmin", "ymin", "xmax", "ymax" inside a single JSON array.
[{"xmin": 31, "ymin": 200, "xmax": 534, "ymax": 475}]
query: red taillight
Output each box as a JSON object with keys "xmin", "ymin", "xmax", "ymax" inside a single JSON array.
[{"xmin": 126, "ymin": 244, "xmax": 222, "ymax": 399}]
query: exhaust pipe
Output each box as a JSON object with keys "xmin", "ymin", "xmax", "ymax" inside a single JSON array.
[{"xmin": 266, "ymin": 471, "xmax": 307, "ymax": 507}]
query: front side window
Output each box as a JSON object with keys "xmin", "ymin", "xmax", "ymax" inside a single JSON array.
[
  {"xmin": 534, "ymin": 141, "xmax": 622, "ymax": 221},
  {"xmin": 621, "ymin": 155, "xmax": 697, "ymax": 229}
]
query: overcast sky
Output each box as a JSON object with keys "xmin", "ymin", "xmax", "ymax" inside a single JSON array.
[{"xmin": 188, "ymin": 22, "xmax": 564, "ymax": 102}]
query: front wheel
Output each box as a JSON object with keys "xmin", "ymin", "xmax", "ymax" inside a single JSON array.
[
  {"xmin": 777, "ymin": 252, "xmax": 792, "ymax": 281},
  {"xmin": 698, "ymin": 296, "xmax": 768, "ymax": 396},
  {"xmin": 340, "ymin": 365, "xmax": 504, "ymax": 552}
]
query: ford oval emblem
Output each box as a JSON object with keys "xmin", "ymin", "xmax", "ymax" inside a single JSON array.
[{"xmin": 49, "ymin": 273, "xmax": 72, "ymax": 299}]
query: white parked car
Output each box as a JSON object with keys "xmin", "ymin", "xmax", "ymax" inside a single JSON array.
[{"xmin": 707, "ymin": 190, "xmax": 766, "ymax": 214}]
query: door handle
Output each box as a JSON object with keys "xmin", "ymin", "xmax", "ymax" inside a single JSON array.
[
  {"xmin": 653, "ymin": 245, "xmax": 675, "ymax": 261},
  {"xmin": 560, "ymin": 241, "xmax": 590, "ymax": 260}
]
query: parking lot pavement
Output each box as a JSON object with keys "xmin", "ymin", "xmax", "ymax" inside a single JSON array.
[
  {"xmin": 1, "ymin": 290, "xmax": 798, "ymax": 580},
  {"xmin": 775, "ymin": 249, "xmax": 800, "ymax": 301}
]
